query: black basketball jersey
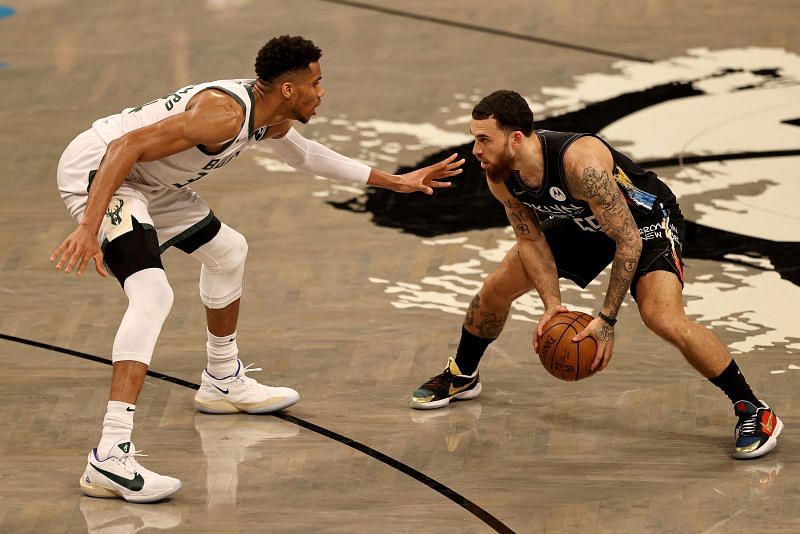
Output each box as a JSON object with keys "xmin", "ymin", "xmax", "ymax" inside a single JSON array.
[{"xmin": 504, "ymin": 130, "xmax": 679, "ymax": 233}]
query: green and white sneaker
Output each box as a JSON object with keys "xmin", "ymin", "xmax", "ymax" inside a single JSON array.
[
  {"xmin": 80, "ymin": 440, "xmax": 181, "ymax": 503},
  {"xmin": 410, "ymin": 358, "xmax": 482, "ymax": 410}
]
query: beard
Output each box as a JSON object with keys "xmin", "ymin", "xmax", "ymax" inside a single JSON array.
[{"xmin": 483, "ymin": 147, "xmax": 514, "ymax": 183}]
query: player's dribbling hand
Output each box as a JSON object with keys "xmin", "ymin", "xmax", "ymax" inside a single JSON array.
[
  {"xmin": 573, "ymin": 317, "xmax": 614, "ymax": 371},
  {"xmin": 396, "ymin": 153, "xmax": 464, "ymax": 194},
  {"xmin": 51, "ymin": 226, "xmax": 108, "ymax": 277},
  {"xmin": 533, "ymin": 304, "xmax": 568, "ymax": 352}
]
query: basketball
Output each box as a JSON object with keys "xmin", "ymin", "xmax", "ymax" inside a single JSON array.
[{"xmin": 536, "ymin": 311, "xmax": 599, "ymax": 381}]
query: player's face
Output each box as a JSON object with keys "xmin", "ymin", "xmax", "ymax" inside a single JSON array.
[
  {"xmin": 470, "ymin": 118, "xmax": 514, "ymax": 181},
  {"xmin": 290, "ymin": 62, "xmax": 325, "ymax": 124}
]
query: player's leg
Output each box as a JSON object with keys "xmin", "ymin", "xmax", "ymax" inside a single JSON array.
[
  {"xmin": 152, "ymin": 190, "xmax": 299, "ymax": 414},
  {"xmin": 58, "ymin": 132, "xmax": 181, "ymax": 502},
  {"xmin": 633, "ymin": 209, "xmax": 782, "ymax": 459},
  {"xmin": 410, "ymin": 245, "xmax": 535, "ymax": 409}
]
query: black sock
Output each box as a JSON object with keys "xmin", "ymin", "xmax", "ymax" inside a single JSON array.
[
  {"xmin": 709, "ymin": 360, "xmax": 760, "ymax": 406},
  {"xmin": 453, "ymin": 327, "xmax": 495, "ymax": 375}
]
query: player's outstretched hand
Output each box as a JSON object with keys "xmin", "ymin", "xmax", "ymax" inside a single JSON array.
[
  {"xmin": 51, "ymin": 225, "xmax": 108, "ymax": 277},
  {"xmin": 393, "ymin": 153, "xmax": 465, "ymax": 194}
]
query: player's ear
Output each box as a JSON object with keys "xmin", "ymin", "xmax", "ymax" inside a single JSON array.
[{"xmin": 280, "ymin": 82, "xmax": 294, "ymax": 99}]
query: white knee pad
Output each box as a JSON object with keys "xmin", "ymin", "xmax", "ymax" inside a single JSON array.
[
  {"xmin": 191, "ymin": 223, "xmax": 248, "ymax": 309},
  {"xmin": 112, "ymin": 268, "xmax": 174, "ymax": 365}
]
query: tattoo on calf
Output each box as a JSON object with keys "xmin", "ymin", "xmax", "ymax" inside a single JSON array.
[
  {"xmin": 477, "ymin": 310, "xmax": 508, "ymax": 338},
  {"xmin": 465, "ymin": 294, "xmax": 480, "ymax": 326}
]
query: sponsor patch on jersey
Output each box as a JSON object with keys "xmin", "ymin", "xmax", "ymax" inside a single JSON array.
[{"xmin": 549, "ymin": 186, "xmax": 567, "ymax": 201}]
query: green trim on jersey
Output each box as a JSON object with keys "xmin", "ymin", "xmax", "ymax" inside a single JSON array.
[
  {"xmin": 245, "ymin": 84, "xmax": 256, "ymax": 137},
  {"xmin": 196, "ymin": 87, "xmax": 248, "ymax": 156},
  {"xmin": 159, "ymin": 210, "xmax": 216, "ymax": 253}
]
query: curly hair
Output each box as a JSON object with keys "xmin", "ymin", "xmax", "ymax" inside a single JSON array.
[
  {"xmin": 472, "ymin": 90, "xmax": 534, "ymax": 136},
  {"xmin": 255, "ymin": 35, "xmax": 322, "ymax": 84}
]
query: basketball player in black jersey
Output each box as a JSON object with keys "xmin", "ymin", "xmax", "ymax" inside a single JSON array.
[{"xmin": 410, "ymin": 90, "xmax": 782, "ymax": 460}]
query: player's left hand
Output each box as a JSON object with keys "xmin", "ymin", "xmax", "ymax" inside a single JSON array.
[
  {"xmin": 393, "ymin": 153, "xmax": 464, "ymax": 194},
  {"xmin": 573, "ymin": 317, "xmax": 615, "ymax": 371}
]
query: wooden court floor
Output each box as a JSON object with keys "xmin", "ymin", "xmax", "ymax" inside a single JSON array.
[{"xmin": 1, "ymin": 1, "xmax": 798, "ymax": 532}]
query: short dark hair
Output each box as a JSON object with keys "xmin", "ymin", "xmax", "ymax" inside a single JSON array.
[
  {"xmin": 472, "ymin": 90, "xmax": 534, "ymax": 136},
  {"xmin": 255, "ymin": 35, "xmax": 322, "ymax": 84}
]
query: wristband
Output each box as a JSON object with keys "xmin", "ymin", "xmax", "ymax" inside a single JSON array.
[{"xmin": 598, "ymin": 311, "xmax": 617, "ymax": 326}]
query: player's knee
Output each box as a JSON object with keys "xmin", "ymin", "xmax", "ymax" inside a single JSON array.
[
  {"xmin": 201, "ymin": 225, "xmax": 248, "ymax": 273},
  {"xmin": 124, "ymin": 268, "xmax": 174, "ymax": 323},
  {"xmin": 481, "ymin": 273, "xmax": 517, "ymax": 307},
  {"xmin": 193, "ymin": 224, "xmax": 247, "ymax": 309},
  {"xmin": 640, "ymin": 307, "xmax": 684, "ymax": 343}
]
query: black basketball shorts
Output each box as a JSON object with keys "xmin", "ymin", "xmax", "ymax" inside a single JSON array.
[{"xmin": 541, "ymin": 205, "xmax": 686, "ymax": 301}]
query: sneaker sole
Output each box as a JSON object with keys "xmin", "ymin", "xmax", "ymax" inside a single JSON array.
[
  {"xmin": 194, "ymin": 394, "xmax": 300, "ymax": 414},
  {"xmin": 409, "ymin": 382, "xmax": 482, "ymax": 410},
  {"xmin": 80, "ymin": 473, "xmax": 182, "ymax": 503},
  {"xmin": 734, "ymin": 417, "xmax": 784, "ymax": 460}
]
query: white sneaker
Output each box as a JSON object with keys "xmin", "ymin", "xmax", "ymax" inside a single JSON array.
[
  {"xmin": 79, "ymin": 441, "xmax": 182, "ymax": 503},
  {"xmin": 194, "ymin": 360, "xmax": 300, "ymax": 414}
]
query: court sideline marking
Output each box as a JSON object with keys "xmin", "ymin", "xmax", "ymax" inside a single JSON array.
[{"xmin": 0, "ymin": 332, "xmax": 515, "ymax": 534}]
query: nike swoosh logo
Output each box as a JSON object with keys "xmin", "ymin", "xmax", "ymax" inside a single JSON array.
[
  {"xmin": 448, "ymin": 380, "xmax": 474, "ymax": 396},
  {"xmin": 212, "ymin": 384, "xmax": 229, "ymax": 394},
  {"xmin": 764, "ymin": 413, "xmax": 775, "ymax": 433},
  {"xmin": 91, "ymin": 464, "xmax": 145, "ymax": 491},
  {"xmin": 126, "ymin": 407, "xmax": 135, "ymax": 412}
]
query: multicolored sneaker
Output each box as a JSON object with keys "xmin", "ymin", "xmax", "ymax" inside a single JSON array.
[
  {"xmin": 733, "ymin": 400, "xmax": 783, "ymax": 459},
  {"xmin": 194, "ymin": 360, "xmax": 300, "ymax": 414},
  {"xmin": 79, "ymin": 440, "xmax": 182, "ymax": 503},
  {"xmin": 410, "ymin": 358, "xmax": 482, "ymax": 410}
]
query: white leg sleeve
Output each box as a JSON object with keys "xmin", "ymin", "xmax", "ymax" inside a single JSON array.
[
  {"xmin": 191, "ymin": 223, "xmax": 248, "ymax": 309},
  {"xmin": 265, "ymin": 127, "xmax": 371, "ymax": 184},
  {"xmin": 112, "ymin": 268, "xmax": 174, "ymax": 365}
]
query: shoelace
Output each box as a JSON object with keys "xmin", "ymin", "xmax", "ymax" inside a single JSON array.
[
  {"xmin": 235, "ymin": 363, "xmax": 263, "ymax": 388},
  {"xmin": 422, "ymin": 369, "xmax": 452, "ymax": 389},
  {"xmin": 113, "ymin": 448, "xmax": 147, "ymax": 473},
  {"xmin": 738, "ymin": 411, "xmax": 759, "ymax": 436}
]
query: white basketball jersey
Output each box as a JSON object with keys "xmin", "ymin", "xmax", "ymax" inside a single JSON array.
[{"xmin": 91, "ymin": 79, "xmax": 268, "ymax": 189}]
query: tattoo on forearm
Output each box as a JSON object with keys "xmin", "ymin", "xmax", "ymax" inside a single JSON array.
[{"xmin": 582, "ymin": 166, "xmax": 641, "ymax": 317}]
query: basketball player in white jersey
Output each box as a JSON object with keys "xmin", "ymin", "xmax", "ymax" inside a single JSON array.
[{"xmin": 51, "ymin": 35, "xmax": 464, "ymax": 503}]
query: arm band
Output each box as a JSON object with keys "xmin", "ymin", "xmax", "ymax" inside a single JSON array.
[
  {"xmin": 265, "ymin": 127, "xmax": 371, "ymax": 185},
  {"xmin": 598, "ymin": 311, "xmax": 617, "ymax": 326}
]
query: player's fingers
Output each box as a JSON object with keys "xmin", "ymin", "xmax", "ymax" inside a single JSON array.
[
  {"xmin": 64, "ymin": 251, "xmax": 82, "ymax": 273},
  {"xmin": 572, "ymin": 326, "xmax": 590, "ymax": 342},
  {"xmin": 94, "ymin": 253, "xmax": 109, "ymax": 277},
  {"xmin": 599, "ymin": 346, "xmax": 613, "ymax": 371},
  {"xmin": 591, "ymin": 344, "xmax": 604, "ymax": 370},
  {"xmin": 50, "ymin": 243, "xmax": 66, "ymax": 262},
  {"xmin": 76, "ymin": 255, "xmax": 91, "ymax": 276}
]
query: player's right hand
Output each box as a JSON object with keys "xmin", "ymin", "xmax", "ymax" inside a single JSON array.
[
  {"xmin": 534, "ymin": 304, "xmax": 568, "ymax": 352},
  {"xmin": 51, "ymin": 225, "xmax": 108, "ymax": 277}
]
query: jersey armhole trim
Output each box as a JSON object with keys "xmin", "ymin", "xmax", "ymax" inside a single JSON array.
[{"xmin": 196, "ymin": 87, "xmax": 247, "ymax": 156}]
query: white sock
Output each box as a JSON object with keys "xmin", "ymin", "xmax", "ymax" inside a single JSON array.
[
  {"xmin": 97, "ymin": 401, "xmax": 135, "ymax": 459},
  {"xmin": 206, "ymin": 329, "xmax": 239, "ymax": 378}
]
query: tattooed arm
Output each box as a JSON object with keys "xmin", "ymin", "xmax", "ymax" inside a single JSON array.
[
  {"xmin": 486, "ymin": 177, "xmax": 565, "ymax": 349},
  {"xmin": 563, "ymin": 136, "xmax": 643, "ymax": 370}
]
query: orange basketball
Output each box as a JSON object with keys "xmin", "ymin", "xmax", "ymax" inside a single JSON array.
[{"xmin": 536, "ymin": 311, "xmax": 599, "ymax": 381}]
